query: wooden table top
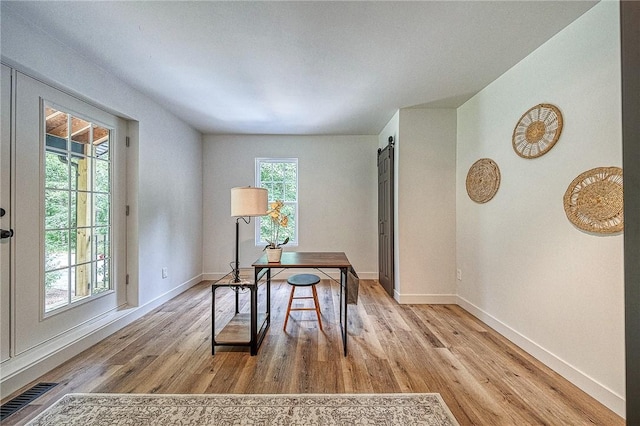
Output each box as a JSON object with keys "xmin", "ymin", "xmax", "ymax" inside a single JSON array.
[{"xmin": 252, "ymin": 251, "xmax": 351, "ymax": 268}]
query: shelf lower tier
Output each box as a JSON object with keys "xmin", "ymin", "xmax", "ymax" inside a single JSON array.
[{"xmin": 215, "ymin": 313, "xmax": 268, "ymax": 344}]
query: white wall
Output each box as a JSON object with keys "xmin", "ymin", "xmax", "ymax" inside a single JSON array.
[
  {"xmin": 1, "ymin": 8, "xmax": 203, "ymax": 395},
  {"xmin": 202, "ymin": 134, "xmax": 378, "ymax": 279},
  {"xmin": 456, "ymin": 1, "xmax": 624, "ymax": 415},
  {"xmin": 378, "ymin": 109, "xmax": 457, "ymax": 303},
  {"xmin": 397, "ymin": 109, "xmax": 457, "ymax": 303}
]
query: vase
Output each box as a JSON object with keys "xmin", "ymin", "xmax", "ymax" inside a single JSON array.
[{"xmin": 266, "ymin": 247, "xmax": 282, "ymax": 263}]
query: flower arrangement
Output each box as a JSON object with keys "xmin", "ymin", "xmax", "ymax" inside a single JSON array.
[{"xmin": 264, "ymin": 200, "xmax": 289, "ymax": 250}]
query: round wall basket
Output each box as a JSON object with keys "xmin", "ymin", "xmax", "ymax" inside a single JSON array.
[
  {"xmin": 512, "ymin": 103, "xmax": 563, "ymax": 159},
  {"xmin": 466, "ymin": 158, "xmax": 501, "ymax": 204},
  {"xmin": 563, "ymin": 166, "xmax": 623, "ymax": 234}
]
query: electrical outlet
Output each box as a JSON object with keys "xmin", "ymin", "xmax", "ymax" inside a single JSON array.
[
  {"xmin": 456, "ymin": 269, "xmax": 462, "ymax": 281},
  {"xmin": 162, "ymin": 267, "xmax": 168, "ymax": 279}
]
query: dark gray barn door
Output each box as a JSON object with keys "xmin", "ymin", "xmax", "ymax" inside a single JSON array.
[{"xmin": 377, "ymin": 140, "xmax": 394, "ymax": 298}]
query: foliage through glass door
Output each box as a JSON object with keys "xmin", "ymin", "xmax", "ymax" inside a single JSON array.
[{"xmin": 44, "ymin": 104, "xmax": 112, "ymax": 313}]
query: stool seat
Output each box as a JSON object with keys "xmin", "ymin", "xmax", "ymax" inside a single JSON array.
[
  {"xmin": 284, "ymin": 274, "xmax": 322, "ymax": 331},
  {"xmin": 287, "ymin": 273, "xmax": 321, "ymax": 286}
]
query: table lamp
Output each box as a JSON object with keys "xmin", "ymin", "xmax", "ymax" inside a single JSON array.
[{"xmin": 230, "ymin": 186, "xmax": 268, "ymax": 283}]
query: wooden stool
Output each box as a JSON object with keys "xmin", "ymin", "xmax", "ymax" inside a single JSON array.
[{"xmin": 284, "ymin": 274, "xmax": 322, "ymax": 331}]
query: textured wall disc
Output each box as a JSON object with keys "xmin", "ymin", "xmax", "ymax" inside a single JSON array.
[
  {"xmin": 512, "ymin": 103, "xmax": 563, "ymax": 158},
  {"xmin": 466, "ymin": 158, "xmax": 501, "ymax": 204},
  {"xmin": 563, "ymin": 166, "xmax": 623, "ymax": 234}
]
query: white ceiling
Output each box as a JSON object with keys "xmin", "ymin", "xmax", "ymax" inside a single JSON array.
[{"xmin": 4, "ymin": 1, "xmax": 598, "ymax": 135}]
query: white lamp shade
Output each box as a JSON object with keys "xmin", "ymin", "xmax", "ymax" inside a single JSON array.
[{"xmin": 231, "ymin": 187, "xmax": 268, "ymax": 217}]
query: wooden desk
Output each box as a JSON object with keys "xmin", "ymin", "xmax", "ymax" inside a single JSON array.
[{"xmin": 253, "ymin": 252, "xmax": 351, "ymax": 356}]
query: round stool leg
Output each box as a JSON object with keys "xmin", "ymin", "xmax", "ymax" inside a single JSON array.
[
  {"xmin": 284, "ymin": 285, "xmax": 296, "ymax": 331},
  {"xmin": 311, "ymin": 285, "xmax": 323, "ymax": 331}
]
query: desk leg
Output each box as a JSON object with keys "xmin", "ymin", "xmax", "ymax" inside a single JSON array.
[
  {"xmin": 211, "ymin": 285, "xmax": 216, "ymax": 355},
  {"xmin": 250, "ymin": 284, "xmax": 257, "ymax": 356},
  {"xmin": 266, "ymin": 268, "xmax": 271, "ymax": 328},
  {"xmin": 340, "ymin": 267, "xmax": 348, "ymax": 356}
]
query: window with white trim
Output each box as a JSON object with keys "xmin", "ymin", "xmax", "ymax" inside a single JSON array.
[{"xmin": 255, "ymin": 158, "xmax": 298, "ymax": 246}]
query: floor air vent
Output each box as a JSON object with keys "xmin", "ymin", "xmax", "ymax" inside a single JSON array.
[{"xmin": 0, "ymin": 382, "xmax": 59, "ymax": 421}]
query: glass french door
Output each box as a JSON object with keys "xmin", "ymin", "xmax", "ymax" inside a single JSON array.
[{"xmin": 11, "ymin": 72, "xmax": 127, "ymax": 356}]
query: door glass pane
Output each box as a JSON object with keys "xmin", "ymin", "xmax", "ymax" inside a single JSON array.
[
  {"xmin": 95, "ymin": 227, "xmax": 110, "ymax": 259},
  {"xmin": 43, "ymin": 103, "xmax": 112, "ymax": 313},
  {"xmin": 45, "ymin": 190, "xmax": 69, "ymax": 230},
  {"xmin": 75, "ymin": 190, "xmax": 91, "ymax": 229},
  {"xmin": 45, "ymin": 151, "xmax": 69, "ymax": 189},
  {"xmin": 75, "ymin": 156, "xmax": 92, "ymax": 194},
  {"xmin": 45, "ymin": 268, "xmax": 69, "ymax": 312},
  {"xmin": 93, "ymin": 124, "xmax": 109, "ymax": 160},
  {"xmin": 94, "ymin": 159, "xmax": 110, "ymax": 193},
  {"xmin": 94, "ymin": 193, "xmax": 109, "ymax": 226},
  {"xmin": 70, "ymin": 116, "xmax": 91, "ymax": 157},
  {"xmin": 45, "ymin": 229, "xmax": 69, "ymax": 270},
  {"xmin": 94, "ymin": 259, "xmax": 109, "ymax": 294},
  {"xmin": 45, "ymin": 107, "xmax": 68, "ymax": 149},
  {"xmin": 72, "ymin": 227, "xmax": 92, "ymax": 267},
  {"xmin": 70, "ymin": 191, "xmax": 77, "ymax": 228},
  {"xmin": 71, "ymin": 263, "xmax": 91, "ymax": 301}
]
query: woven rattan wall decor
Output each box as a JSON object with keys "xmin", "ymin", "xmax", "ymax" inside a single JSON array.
[
  {"xmin": 563, "ymin": 166, "xmax": 623, "ymax": 234},
  {"xmin": 512, "ymin": 103, "xmax": 563, "ymax": 159},
  {"xmin": 466, "ymin": 158, "xmax": 501, "ymax": 203}
]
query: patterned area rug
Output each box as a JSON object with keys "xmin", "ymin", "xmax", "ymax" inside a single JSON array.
[{"xmin": 26, "ymin": 393, "xmax": 459, "ymax": 425}]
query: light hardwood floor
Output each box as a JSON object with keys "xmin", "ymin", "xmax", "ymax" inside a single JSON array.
[{"xmin": 2, "ymin": 279, "xmax": 623, "ymax": 425}]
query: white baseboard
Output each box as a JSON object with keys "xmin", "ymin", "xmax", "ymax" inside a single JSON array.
[
  {"xmin": 456, "ymin": 295, "xmax": 625, "ymax": 417},
  {"xmin": 0, "ymin": 274, "xmax": 202, "ymax": 399}
]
